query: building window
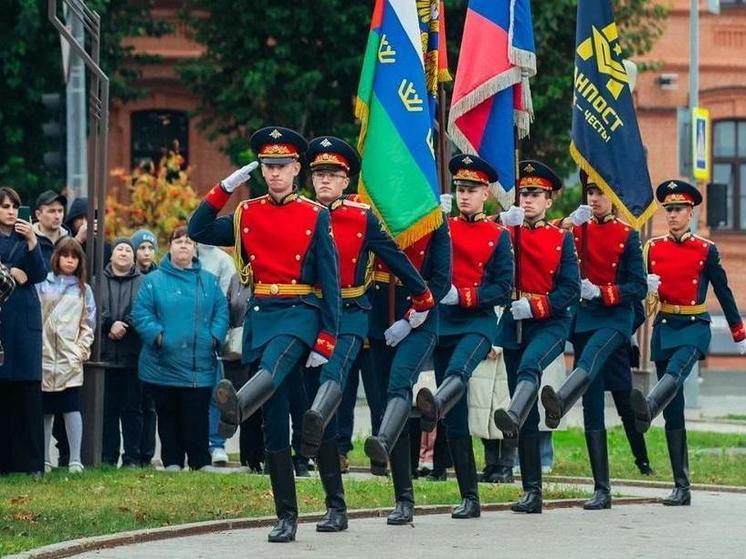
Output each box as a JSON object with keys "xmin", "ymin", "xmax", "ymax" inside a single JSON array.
[
  {"xmin": 712, "ymin": 120, "xmax": 746, "ymax": 231},
  {"xmin": 131, "ymin": 110, "xmax": 189, "ymax": 170},
  {"xmin": 720, "ymin": 0, "xmax": 746, "ymax": 6}
]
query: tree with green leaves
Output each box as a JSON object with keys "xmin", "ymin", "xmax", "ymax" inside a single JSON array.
[
  {"xmin": 0, "ymin": 0, "xmax": 170, "ymax": 202},
  {"xmin": 180, "ymin": 0, "xmax": 667, "ymax": 181}
]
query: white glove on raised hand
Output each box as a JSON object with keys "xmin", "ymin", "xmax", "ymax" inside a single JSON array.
[
  {"xmin": 440, "ymin": 194, "xmax": 453, "ymax": 214},
  {"xmin": 510, "ymin": 298, "xmax": 533, "ymax": 320},
  {"xmin": 440, "ymin": 285, "xmax": 459, "ymax": 306},
  {"xmin": 646, "ymin": 273, "xmax": 661, "ymax": 295},
  {"xmin": 221, "ymin": 161, "xmax": 259, "ymax": 193},
  {"xmin": 499, "ymin": 205, "xmax": 525, "ymax": 227},
  {"xmin": 305, "ymin": 351, "xmax": 328, "ymax": 368},
  {"xmin": 384, "ymin": 319, "xmax": 412, "ymax": 347},
  {"xmin": 408, "ymin": 309, "xmax": 430, "ymax": 328},
  {"xmin": 580, "ymin": 278, "xmax": 601, "ymax": 301},
  {"xmin": 737, "ymin": 339, "xmax": 746, "ymax": 355},
  {"xmin": 570, "ymin": 204, "xmax": 593, "ymax": 226}
]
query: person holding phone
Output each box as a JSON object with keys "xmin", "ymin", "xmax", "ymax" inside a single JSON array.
[{"xmin": 0, "ymin": 187, "xmax": 48, "ymax": 476}]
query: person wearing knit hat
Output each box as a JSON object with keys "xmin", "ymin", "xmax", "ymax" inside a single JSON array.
[
  {"xmin": 101, "ymin": 234, "xmax": 146, "ymax": 467},
  {"xmin": 131, "ymin": 229, "xmax": 158, "ymax": 275}
]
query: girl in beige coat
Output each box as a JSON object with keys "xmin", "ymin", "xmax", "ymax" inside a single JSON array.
[{"xmin": 36, "ymin": 238, "xmax": 96, "ymax": 474}]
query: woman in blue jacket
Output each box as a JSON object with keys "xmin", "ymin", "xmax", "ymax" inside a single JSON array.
[
  {"xmin": 0, "ymin": 187, "xmax": 48, "ymax": 475},
  {"xmin": 132, "ymin": 226, "xmax": 228, "ymax": 471}
]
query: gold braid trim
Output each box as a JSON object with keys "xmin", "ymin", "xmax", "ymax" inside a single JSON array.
[
  {"xmin": 642, "ymin": 239, "xmax": 659, "ymax": 318},
  {"xmin": 233, "ymin": 204, "xmax": 253, "ymax": 287}
]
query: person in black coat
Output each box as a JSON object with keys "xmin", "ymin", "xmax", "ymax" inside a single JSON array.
[
  {"xmin": 100, "ymin": 238, "xmax": 145, "ymax": 467},
  {"xmin": 0, "ymin": 187, "xmax": 48, "ymax": 475}
]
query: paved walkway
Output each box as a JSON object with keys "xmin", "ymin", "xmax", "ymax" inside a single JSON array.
[{"xmin": 69, "ymin": 486, "xmax": 746, "ymax": 559}]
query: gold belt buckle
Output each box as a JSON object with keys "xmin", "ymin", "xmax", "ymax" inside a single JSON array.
[
  {"xmin": 673, "ymin": 305, "xmax": 681, "ymax": 314},
  {"xmin": 270, "ymin": 284, "xmax": 280, "ymax": 295}
]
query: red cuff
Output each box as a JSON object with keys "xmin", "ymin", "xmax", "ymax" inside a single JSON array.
[
  {"xmin": 458, "ymin": 287, "xmax": 478, "ymax": 309},
  {"xmin": 313, "ymin": 331, "xmax": 337, "ymax": 359},
  {"xmin": 411, "ymin": 288, "xmax": 435, "ymax": 311},
  {"xmin": 205, "ymin": 183, "xmax": 232, "ymax": 210},
  {"xmin": 730, "ymin": 321, "xmax": 746, "ymax": 343},
  {"xmin": 600, "ymin": 285, "xmax": 621, "ymax": 306},
  {"xmin": 528, "ymin": 295, "xmax": 551, "ymax": 320}
]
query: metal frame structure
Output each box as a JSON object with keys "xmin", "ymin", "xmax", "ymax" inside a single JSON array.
[
  {"xmin": 48, "ymin": 0, "xmax": 109, "ymax": 465},
  {"xmin": 48, "ymin": 0, "xmax": 109, "ymax": 362}
]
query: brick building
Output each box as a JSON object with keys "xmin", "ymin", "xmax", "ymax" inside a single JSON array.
[{"xmin": 635, "ymin": 0, "xmax": 746, "ymax": 367}]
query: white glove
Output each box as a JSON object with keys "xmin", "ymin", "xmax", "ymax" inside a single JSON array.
[
  {"xmin": 499, "ymin": 205, "xmax": 525, "ymax": 227},
  {"xmin": 384, "ymin": 319, "xmax": 412, "ymax": 347},
  {"xmin": 736, "ymin": 340, "xmax": 746, "ymax": 355},
  {"xmin": 440, "ymin": 194, "xmax": 453, "ymax": 214},
  {"xmin": 646, "ymin": 274, "xmax": 661, "ymax": 295},
  {"xmin": 440, "ymin": 285, "xmax": 459, "ymax": 306},
  {"xmin": 569, "ymin": 204, "xmax": 593, "ymax": 226},
  {"xmin": 305, "ymin": 351, "xmax": 328, "ymax": 368},
  {"xmin": 510, "ymin": 298, "xmax": 533, "ymax": 320},
  {"xmin": 221, "ymin": 161, "xmax": 259, "ymax": 193},
  {"xmin": 580, "ymin": 278, "xmax": 601, "ymax": 301},
  {"xmin": 408, "ymin": 309, "xmax": 430, "ymax": 328}
]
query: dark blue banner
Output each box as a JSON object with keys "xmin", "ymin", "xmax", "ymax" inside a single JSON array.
[{"xmin": 570, "ymin": 0, "xmax": 655, "ymax": 229}]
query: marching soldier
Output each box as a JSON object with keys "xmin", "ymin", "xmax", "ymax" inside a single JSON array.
[
  {"xmin": 364, "ymin": 191, "xmax": 451, "ymax": 526},
  {"xmin": 188, "ymin": 126, "xmax": 341, "ymax": 543},
  {"xmin": 492, "ymin": 160, "xmax": 580, "ymax": 514},
  {"xmin": 541, "ymin": 171, "xmax": 646, "ymax": 510},
  {"xmin": 631, "ymin": 180, "xmax": 746, "ymax": 506},
  {"xmin": 300, "ymin": 136, "xmax": 434, "ymax": 532},
  {"xmin": 415, "ymin": 155, "xmax": 513, "ymax": 519}
]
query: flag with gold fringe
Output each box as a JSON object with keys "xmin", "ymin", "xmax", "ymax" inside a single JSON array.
[
  {"xmin": 570, "ymin": 0, "xmax": 655, "ymax": 229},
  {"xmin": 355, "ymin": 0, "xmax": 441, "ymax": 248},
  {"xmin": 448, "ymin": 0, "xmax": 536, "ymax": 211}
]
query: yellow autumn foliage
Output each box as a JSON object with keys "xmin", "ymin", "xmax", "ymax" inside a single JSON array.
[{"xmin": 105, "ymin": 151, "xmax": 200, "ymax": 252}]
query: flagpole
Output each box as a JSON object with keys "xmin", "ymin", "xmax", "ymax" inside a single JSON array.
[
  {"xmin": 437, "ymin": 82, "xmax": 450, "ymax": 195},
  {"xmin": 581, "ymin": 183, "xmax": 588, "ymax": 279},
  {"xmin": 513, "ymin": 126, "xmax": 523, "ymax": 344}
]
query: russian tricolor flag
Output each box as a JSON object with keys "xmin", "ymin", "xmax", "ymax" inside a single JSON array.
[{"xmin": 448, "ymin": 0, "xmax": 536, "ymax": 209}]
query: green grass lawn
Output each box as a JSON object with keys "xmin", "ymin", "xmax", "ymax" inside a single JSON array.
[
  {"xmin": 0, "ymin": 467, "xmax": 585, "ymax": 555},
  {"xmin": 348, "ymin": 426, "xmax": 746, "ymax": 487},
  {"xmin": 2, "ymin": 426, "xmax": 743, "ymax": 555}
]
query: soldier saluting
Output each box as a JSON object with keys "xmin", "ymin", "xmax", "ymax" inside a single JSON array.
[
  {"xmin": 631, "ymin": 180, "xmax": 746, "ymax": 506},
  {"xmin": 188, "ymin": 126, "xmax": 341, "ymax": 543}
]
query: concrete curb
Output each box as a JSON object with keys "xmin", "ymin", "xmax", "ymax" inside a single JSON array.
[
  {"xmin": 6, "ymin": 497, "xmax": 657, "ymax": 559},
  {"xmin": 346, "ymin": 467, "xmax": 746, "ymax": 494}
]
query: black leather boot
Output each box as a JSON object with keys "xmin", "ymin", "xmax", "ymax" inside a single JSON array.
[
  {"xmin": 448, "ymin": 436, "xmax": 481, "ymax": 519},
  {"xmin": 630, "ymin": 374, "xmax": 678, "ymax": 434},
  {"xmin": 621, "ymin": 414, "xmax": 654, "ymax": 475},
  {"xmin": 216, "ymin": 370, "xmax": 275, "ymax": 438},
  {"xmin": 364, "ymin": 397, "xmax": 410, "ymax": 476},
  {"xmin": 480, "ymin": 439, "xmax": 499, "ymax": 482},
  {"xmin": 302, "ymin": 380, "xmax": 343, "ymax": 458},
  {"xmin": 266, "ymin": 447, "xmax": 298, "ymax": 542},
  {"xmin": 662, "ymin": 429, "xmax": 691, "ymax": 506},
  {"xmin": 315, "ymin": 439, "xmax": 348, "ymax": 532},
  {"xmin": 387, "ymin": 433, "xmax": 415, "ymax": 525},
  {"xmin": 511, "ymin": 434, "xmax": 542, "ymax": 513},
  {"xmin": 541, "ymin": 367, "xmax": 591, "ymax": 429},
  {"xmin": 293, "ymin": 455, "xmax": 311, "ymax": 478},
  {"xmin": 494, "ymin": 380, "xmax": 538, "ymax": 439},
  {"xmin": 583, "ymin": 430, "xmax": 612, "ymax": 510},
  {"xmin": 416, "ymin": 376, "xmax": 465, "ymax": 433}
]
